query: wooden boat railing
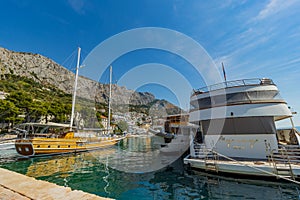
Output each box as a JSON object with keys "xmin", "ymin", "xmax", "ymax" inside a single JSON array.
[{"xmin": 270, "ymin": 145, "xmax": 300, "ymax": 163}]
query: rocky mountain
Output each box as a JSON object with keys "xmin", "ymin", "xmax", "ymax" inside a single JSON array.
[{"xmin": 0, "ymin": 47, "xmax": 181, "ymax": 113}]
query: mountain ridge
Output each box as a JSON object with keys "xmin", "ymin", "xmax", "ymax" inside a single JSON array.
[{"xmin": 0, "ymin": 47, "xmax": 182, "ymax": 115}]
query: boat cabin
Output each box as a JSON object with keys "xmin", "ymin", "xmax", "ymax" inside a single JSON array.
[{"xmin": 14, "ymin": 123, "xmax": 75, "ymax": 139}]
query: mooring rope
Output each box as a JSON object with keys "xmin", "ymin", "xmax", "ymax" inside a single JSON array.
[{"xmin": 212, "ymin": 150, "xmax": 300, "ymax": 185}]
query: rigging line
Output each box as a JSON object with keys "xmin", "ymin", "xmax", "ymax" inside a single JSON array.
[
  {"xmin": 61, "ymin": 49, "xmax": 78, "ymax": 69},
  {"xmin": 212, "ymin": 150, "xmax": 300, "ymax": 185},
  {"xmin": 79, "ymin": 49, "xmax": 89, "ymax": 61}
]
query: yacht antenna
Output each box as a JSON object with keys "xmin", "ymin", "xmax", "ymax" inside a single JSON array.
[
  {"xmin": 70, "ymin": 47, "xmax": 81, "ymax": 131},
  {"xmin": 222, "ymin": 62, "xmax": 227, "ymax": 82}
]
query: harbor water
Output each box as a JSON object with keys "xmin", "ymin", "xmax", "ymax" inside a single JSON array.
[{"xmin": 0, "ymin": 135, "xmax": 300, "ymax": 200}]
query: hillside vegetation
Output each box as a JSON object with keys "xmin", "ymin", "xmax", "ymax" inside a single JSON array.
[
  {"xmin": 0, "ymin": 73, "xmax": 182, "ymax": 132},
  {"xmin": 0, "ymin": 74, "xmax": 72, "ymax": 130},
  {"xmin": 0, "ymin": 47, "xmax": 182, "ymax": 132}
]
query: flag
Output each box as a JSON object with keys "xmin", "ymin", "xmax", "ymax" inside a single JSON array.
[{"xmin": 222, "ymin": 62, "xmax": 227, "ymax": 82}]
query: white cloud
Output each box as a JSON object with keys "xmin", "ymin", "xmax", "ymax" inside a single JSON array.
[
  {"xmin": 213, "ymin": 0, "xmax": 297, "ymax": 78},
  {"xmin": 255, "ymin": 0, "xmax": 297, "ymax": 21},
  {"xmin": 219, "ymin": 0, "xmax": 248, "ymax": 9},
  {"xmin": 68, "ymin": 0, "xmax": 85, "ymax": 15}
]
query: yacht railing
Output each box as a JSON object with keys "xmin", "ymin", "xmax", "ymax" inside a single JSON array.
[
  {"xmin": 192, "ymin": 78, "xmax": 274, "ymax": 95},
  {"xmin": 271, "ymin": 145, "xmax": 300, "ymax": 164}
]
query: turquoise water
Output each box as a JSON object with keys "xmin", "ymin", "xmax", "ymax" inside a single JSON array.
[{"xmin": 1, "ymin": 136, "xmax": 300, "ymax": 199}]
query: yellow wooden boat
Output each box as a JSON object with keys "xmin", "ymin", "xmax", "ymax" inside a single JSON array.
[
  {"xmin": 14, "ymin": 123, "xmax": 125, "ymax": 156},
  {"xmin": 15, "ymin": 49, "xmax": 126, "ymax": 156}
]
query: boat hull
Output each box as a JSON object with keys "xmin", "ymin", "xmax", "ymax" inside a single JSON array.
[
  {"xmin": 184, "ymin": 155, "xmax": 300, "ymax": 179},
  {"xmin": 15, "ymin": 141, "xmax": 35, "ymax": 156},
  {"xmin": 15, "ymin": 136, "xmax": 124, "ymax": 156}
]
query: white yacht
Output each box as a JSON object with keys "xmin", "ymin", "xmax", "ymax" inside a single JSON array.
[{"xmin": 184, "ymin": 78, "xmax": 300, "ymax": 182}]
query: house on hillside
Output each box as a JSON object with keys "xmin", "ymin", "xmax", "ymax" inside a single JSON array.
[{"xmin": 0, "ymin": 91, "xmax": 9, "ymax": 100}]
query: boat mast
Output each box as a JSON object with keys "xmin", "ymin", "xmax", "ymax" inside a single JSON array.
[
  {"xmin": 107, "ymin": 65, "xmax": 112, "ymax": 133},
  {"xmin": 70, "ymin": 47, "xmax": 81, "ymax": 131}
]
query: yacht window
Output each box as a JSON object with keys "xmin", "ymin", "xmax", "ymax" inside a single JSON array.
[{"xmin": 202, "ymin": 116, "xmax": 276, "ymax": 135}]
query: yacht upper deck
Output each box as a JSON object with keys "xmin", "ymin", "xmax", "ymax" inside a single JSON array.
[
  {"xmin": 192, "ymin": 78, "xmax": 274, "ymax": 96},
  {"xmin": 189, "ymin": 78, "xmax": 291, "ymax": 121}
]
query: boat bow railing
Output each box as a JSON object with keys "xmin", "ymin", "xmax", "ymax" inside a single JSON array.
[
  {"xmin": 270, "ymin": 145, "xmax": 300, "ymax": 164},
  {"xmin": 192, "ymin": 78, "xmax": 274, "ymax": 95}
]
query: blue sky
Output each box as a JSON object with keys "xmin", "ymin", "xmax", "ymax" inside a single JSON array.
[{"xmin": 1, "ymin": 0, "xmax": 300, "ymax": 126}]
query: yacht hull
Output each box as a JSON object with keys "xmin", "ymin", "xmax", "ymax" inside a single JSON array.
[{"xmin": 184, "ymin": 155, "xmax": 300, "ymax": 179}]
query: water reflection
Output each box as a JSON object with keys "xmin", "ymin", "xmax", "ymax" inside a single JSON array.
[
  {"xmin": 0, "ymin": 136, "xmax": 300, "ymax": 199},
  {"xmin": 107, "ymin": 135, "xmax": 190, "ymax": 173},
  {"xmin": 26, "ymin": 148, "xmax": 115, "ymax": 178},
  {"xmin": 183, "ymin": 171, "xmax": 300, "ymax": 200}
]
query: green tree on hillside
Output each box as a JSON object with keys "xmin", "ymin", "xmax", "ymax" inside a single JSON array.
[
  {"xmin": 0, "ymin": 100, "xmax": 22, "ymax": 131},
  {"xmin": 6, "ymin": 91, "xmax": 33, "ymax": 122},
  {"xmin": 0, "ymin": 74, "xmax": 73, "ymax": 125},
  {"xmin": 29, "ymin": 101, "xmax": 48, "ymax": 123}
]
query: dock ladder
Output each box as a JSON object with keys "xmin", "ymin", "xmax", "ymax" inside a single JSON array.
[{"xmin": 204, "ymin": 149, "xmax": 219, "ymax": 172}]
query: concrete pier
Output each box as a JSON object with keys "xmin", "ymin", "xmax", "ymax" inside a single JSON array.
[{"xmin": 0, "ymin": 168, "xmax": 112, "ymax": 200}]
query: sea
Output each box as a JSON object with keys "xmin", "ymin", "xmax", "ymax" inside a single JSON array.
[{"xmin": 1, "ymin": 135, "xmax": 300, "ymax": 200}]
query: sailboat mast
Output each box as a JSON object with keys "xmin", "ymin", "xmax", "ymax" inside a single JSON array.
[
  {"xmin": 70, "ymin": 47, "xmax": 81, "ymax": 131},
  {"xmin": 107, "ymin": 65, "xmax": 112, "ymax": 133}
]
